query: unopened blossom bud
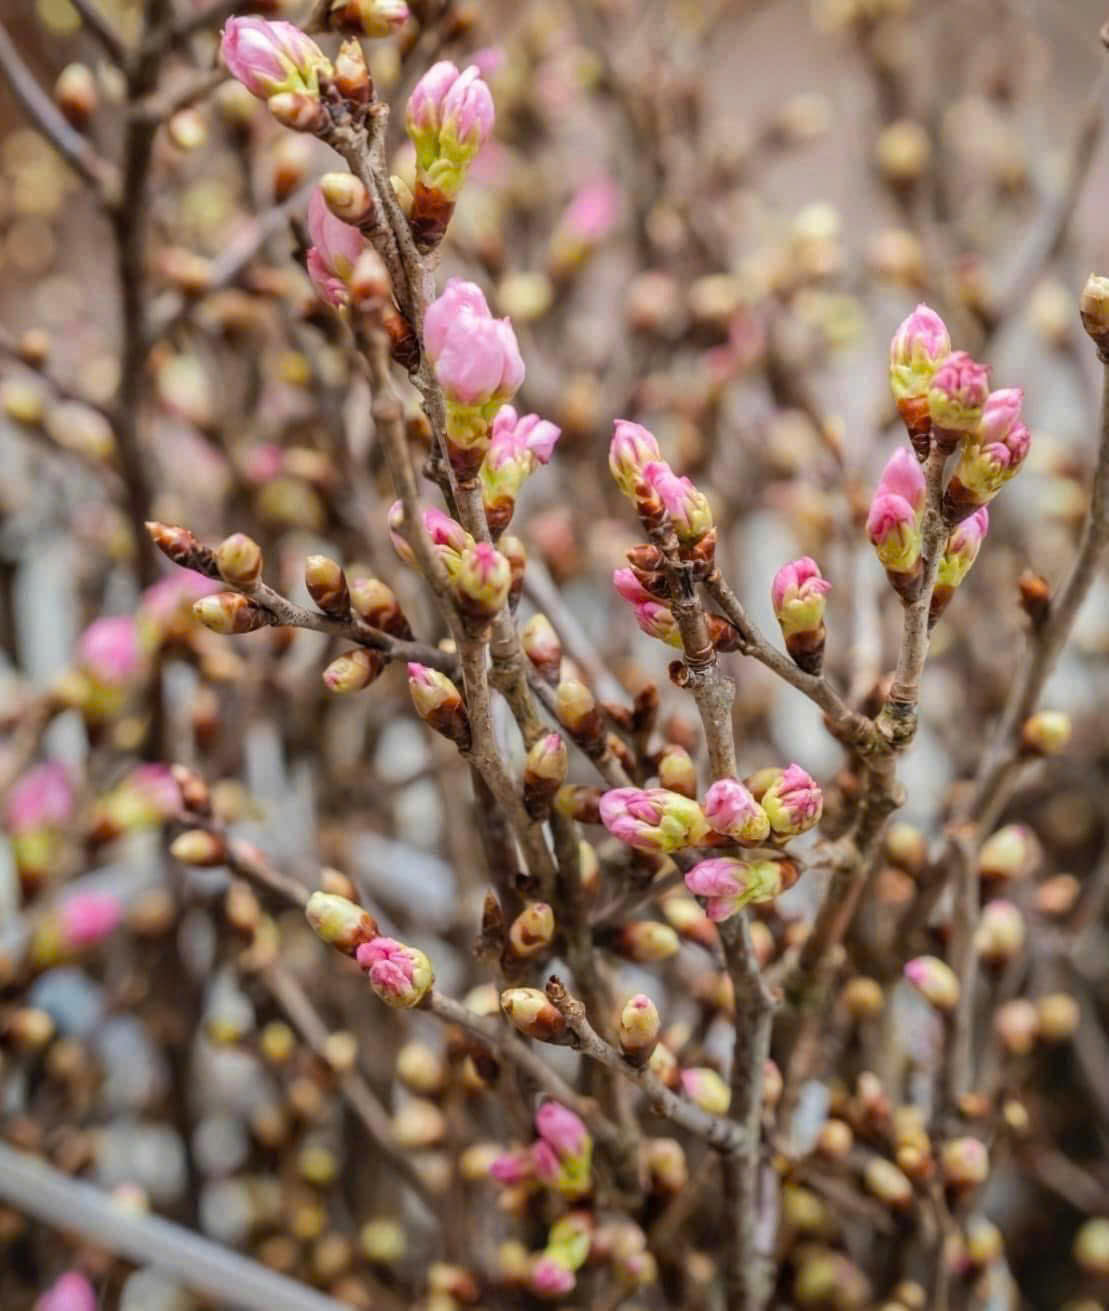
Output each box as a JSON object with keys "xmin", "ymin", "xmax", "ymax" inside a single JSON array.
[
  {"xmin": 759, "ymin": 763, "xmax": 822, "ymax": 838},
  {"xmin": 644, "ymin": 461, "xmax": 714, "ymax": 545},
  {"xmin": 680, "ymin": 1067, "xmax": 731, "ymax": 1115},
  {"xmin": 1074, "ymin": 1218, "xmax": 1109, "ymax": 1276},
  {"xmin": 1079, "ymin": 274, "xmax": 1109, "ymax": 355},
  {"xmin": 319, "ymin": 172, "xmax": 374, "ymax": 225},
  {"xmin": 931, "ymin": 507, "xmax": 989, "ymax": 623},
  {"xmin": 941, "ymin": 1137, "xmax": 989, "ymax": 1191},
  {"xmin": 306, "ymin": 187, "xmax": 366, "ymax": 308},
  {"xmin": 523, "ymin": 734, "xmax": 568, "ymax": 818},
  {"xmin": 974, "ymin": 899, "xmax": 1025, "ymax": 964},
  {"xmin": 928, "ymin": 350, "xmax": 991, "ymax": 448},
  {"xmin": 615, "ymin": 921, "xmax": 680, "ymax": 963},
  {"xmin": 501, "ymin": 988, "xmax": 566, "ymax": 1041},
  {"xmin": 889, "ymin": 303, "xmax": 951, "ymax": 452},
  {"xmin": 146, "ymin": 521, "xmax": 220, "ymax": 577},
  {"xmin": 388, "ymin": 500, "xmax": 472, "ymax": 568},
  {"xmin": 454, "ymin": 542, "xmax": 511, "ymax": 621},
  {"xmin": 1036, "ymin": 992, "xmax": 1080, "ymax": 1042},
  {"xmin": 55, "ymin": 63, "xmax": 97, "ymax": 128},
  {"xmin": 323, "ymin": 648, "xmax": 384, "ymax": 694},
  {"xmin": 1020, "ymin": 709, "xmax": 1072, "ymax": 757},
  {"xmin": 868, "ymin": 446, "xmax": 926, "ymax": 599},
  {"xmin": 600, "ymin": 787, "xmax": 711, "ymax": 853},
  {"xmin": 37, "ymin": 1272, "xmax": 97, "ymax": 1311},
  {"xmin": 265, "ymin": 90, "xmax": 327, "ymax": 132},
  {"xmin": 355, "ymin": 937, "xmax": 433, "ymax": 1008},
  {"xmin": 904, "ymin": 955, "xmax": 959, "ymax": 1012},
  {"xmin": 349, "ymin": 577, "xmax": 411, "ymax": 637},
  {"xmin": 945, "ymin": 388, "xmax": 1030, "ymax": 520},
  {"xmin": 994, "ymin": 998, "xmax": 1039, "ymax": 1055},
  {"xmin": 609, "ymin": 420, "xmax": 662, "ymax": 500},
  {"xmin": 305, "ymin": 555, "xmax": 350, "ymax": 616},
  {"xmin": 329, "ymin": 0, "xmax": 409, "ymax": 37},
  {"xmin": 521, "ymin": 613, "xmax": 562, "ymax": 684},
  {"xmin": 530, "ymin": 1255, "xmax": 575, "ymax": 1297},
  {"xmin": 193, "ymin": 592, "xmax": 271, "ymax": 635},
  {"xmin": 407, "ymin": 663, "xmax": 471, "ymax": 750},
  {"xmin": 479, "ymin": 406, "xmax": 561, "ymax": 533},
  {"xmin": 536, "ymin": 1101, "xmax": 590, "ymax": 1161},
  {"xmin": 631, "ymin": 599, "xmax": 682, "ymax": 648},
  {"xmin": 305, "ymin": 891, "xmax": 378, "ymax": 954},
  {"xmin": 978, "ymin": 823, "xmax": 1040, "ymax": 881},
  {"xmin": 645, "ymin": 1138, "xmax": 688, "ymax": 1192},
  {"xmin": 841, "ymin": 977, "xmax": 885, "ymax": 1020},
  {"xmin": 220, "ymin": 18, "xmax": 332, "ymax": 102},
  {"xmin": 818, "ymin": 1118, "xmax": 854, "ymax": 1160},
  {"xmin": 216, "ymin": 532, "xmax": 263, "ymax": 587},
  {"xmin": 703, "ymin": 778, "xmax": 771, "ymax": 844},
  {"xmin": 650, "ymin": 745, "xmax": 693, "ymax": 799},
  {"xmin": 619, "ymin": 994, "xmax": 660, "ymax": 1065},
  {"xmin": 554, "ymin": 784, "xmax": 603, "ymax": 824},
  {"xmin": 864, "ymin": 1157, "xmax": 914, "ymax": 1209},
  {"xmin": 886, "ymin": 821, "xmax": 928, "ymax": 875},
  {"xmin": 332, "ymin": 36, "xmax": 370, "ymax": 104},
  {"xmin": 771, "ymin": 557, "xmax": 830, "ymax": 673},
  {"xmin": 685, "ymin": 856, "xmax": 792, "ymax": 922},
  {"xmin": 555, "ymin": 678, "xmax": 604, "ymax": 745},
  {"xmin": 507, "ymin": 902, "xmax": 555, "ymax": 961},
  {"xmin": 170, "ymin": 828, "xmax": 226, "ymax": 867}
]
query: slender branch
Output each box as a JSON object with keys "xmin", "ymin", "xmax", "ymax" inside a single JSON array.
[{"xmin": 69, "ymin": 0, "xmax": 129, "ymax": 64}]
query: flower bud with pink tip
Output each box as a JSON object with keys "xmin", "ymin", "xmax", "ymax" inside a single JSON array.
[
  {"xmin": 60, "ymin": 891, "xmax": 122, "ymax": 949},
  {"xmin": 612, "ymin": 567, "xmax": 655, "ymax": 606},
  {"xmin": 927, "ymin": 350, "xmax": 991, "ymax": 450},
  {"xmin": 944, "ymin": 388, "xmax": 1030, "ymax": 521},
  {"xmin": 306, "ymin": 187, "xmax": 367, "ymax": 308},
  {"xmin": 480, "ymin": 406, "xmax": 561, "ymax": 533},
  {"xmin": 771, "ymin": 557, "xmax": 830, "ymax": 673},
  {"xmin": 530, "ymin": 1255, "xmax": 575, "ymax": 1298},
  {"xmin": 454, "ymin": 542, "xmax": 511, "ymax": 621},
  {"xmin": 867, "ymin": 446, "xmax": 927, "ymax": 601},
  {"xmin": 609, "ymin": 420, "xmax": 662, "ymax": 500},
  {"xmin": 549, "ymin": 177, "xmax": 622, "ymax": 276},
  {"xmin": 618, "ymin": 994, "xmax": 660, "ymax": 1065},
  {"xmin": 889, "ymin": 303, "xmax": 951, "ymax": 454},
  {"xmin": 523, "ymin": 733, "xmax": 568, "ymax": 817},
  {"xmin": 489, "ymin": 1148, "xmax": 535, "ymax": 1186},
  {"xmin": 328, "ymin": 0, "xmax": 409, "ymax": 38},
  {"xmin": 8, "ymin": 761, "xmax": 77, "ymax": 884},
  {"xmin": 931, "ymin": 507, "xmax": 988, "ymax": 624},
  {"xmin": 388, "ymin": 500, "xmax": 472, "ymax": 572},
  {"xmin": 355, "ymin": 936, "xmax": 434, "ymax": 1008},
  {"xmin": 521, "ymin": 613, "xmax": 562, "ymax": 684},
  {"xmin": 306, "ymin": 890, "xmax": 378, "ymax": 954},
  {"xmin": 323, "ymin": 647, "xmax": 385, "ymax": 694},
  {"xmin": 703, "ymin": 778, "xmax": 771, "ymax": 844},
  {"xmin": 220, "ymin": 17, "xmax": 331, "ymax": 106},
  {"xmin": 408, "ymin": 663, "xmax": 471, "ymax": 750},
  {"xmin": 904, "ymin": 954, "xmax": 959, "ymax": 1012},
  {"xmin": 644, "ymin": 461, "xmax": 714, "ymax": 545},
  {"xmin": 632, "ymin": 600, "xmax": 682, "ymax": 648},
  {"xmin": 599, "ymin": 787, "xmax": 712, "ymax": 853},
  {"xmin": 680, "ymin": 1067, "xmax": 731, "ymax": 1114},
  {"xmin": 759, "ymin": 764, "xmax": 822, "ymax": 838},
  {"xmin": 684, "ymin": 856, "xmax": 792, "ymax": 922},
  {"xmin": 535, "ymin": 1102, "xmax": 592, "ymax": 1199},
  {"xmin": 36, "ymin": 1271, "xmax": 97, "ymax": 1311}
]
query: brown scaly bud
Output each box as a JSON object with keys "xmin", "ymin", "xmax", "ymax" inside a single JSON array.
[
  {"xmin": 170, "ymin": 829, "xmax": 226, "ymax": 867},
  {"xmin": 305, "ymin": 891, "xmax": 378, "ymax": 954},
  {"xmin": 408, "ymin": 663, "xmax": 471, "ymax": 751},
  {"xmin": 383, "ymin": 306, "xmax": 421, "ymax": 371},
  {"xmin": 506, "ymin": 903, "xmax": 555, "ymax": 961},
  {"xmin": 618, "ymin": 994, "xmax": 660, "ymax": 1066},
  {"xmin": 323, "ymin": 648, "xmax": 385, "ymax": 694},
  {"xmin": 349, "ymin": 577, "xmax": 413, "ymax": 638},
  {"xmin": 333, "ymin": 38, "xmax": 371, "ymax": 105},
  {"xmin": 707, "ymin": 614, "xmax": 743, "ymax": 652},
  {"xmin": 632, "ymin": 683, "xmax": 660, "ymax": 735},
  {"xmin": 193, "ymin": 593, "xmax": 272, "ymax": 635},
  {"xmin": 1018, "ymin": 570, "xmax": 1051, "ymax": 628},
  {"xmin": 522, "ymin": 734, "xmax": 569, "ymax": 819},
  {"xmin": 409, "ymin": 181, "xmax": 456, "ymax": 255},
  {"xmin": 555, "ymin": 785, "xmax": 603, "ymax": 825},
  {"xmin": 146, "ymin": 521, "xmax": 219, "ymax": 578},
  {"xmin": 55, "ymin": 63, "xmax": 97, "ymax": 128},
  {"xmin": 216, "ymin": 533, "xmax": 263, "ymax": 587},
  {"xmin": 305, "ymin": 555, "xmax": 350, "ymax": 617},
  {"xmin": 171, "ymin": 764, "xmax": 210, "ymax": 815},
  {"xmin": 555, "ymin": 679, "xmax": 605, "ymax": 749},
  {"xmin": 1079, "ymin": 273, "xmax": 1109, "ymax": 359},
  {"xmin": 520, "ymin": 614, "xmax": 562, "ymax": 685},
  {"xmin": 500, "ymin": 987, "xmax": 568, "ymax": 1043}
]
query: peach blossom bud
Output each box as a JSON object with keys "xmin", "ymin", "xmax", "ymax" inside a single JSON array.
[
  {"xmin": 703, "ymin": 778, "xmax": 771, "ymax": 844},
  {"xmin": 680, "ymin": 1067, "xmax": 731, "ymax": 1115},
  {"xmin": 328, "ymin": 0, "xmax": 409, "ymax": 37},
  {"xmin": 220, "ymin": 17, "xmax": 332, "ymax": 101},
  {"xmin": 305, "ymin": 891, "xmax": 378, "ymax": 954},
  {"xmin": 932, "ymin": 507, "xmax": 989, "ymax": 622},
  {"xmin": 615, "ymin": 921, "xmax": 680, "ymax": 963},
  {"xmin": 684, "ymin": 856, "xmax": 787, "ymax": 922},
  {"xmin": 216, "ymin": 533, "xmax": 263, "ymax": 586},
  {"xmin": 928, "ymin": 350, "xmax": 991, "ymax": 441},
  {"xmin": 609, "ymin": 419, "xmax": 662, "ymax": 500},
  {"xmin": 994, "ymin": 998, "xmax": 1039, "ymax": 1055},
  {"xmin": 760, "ymin": 763, "xmax": 822, "ymax": 838},
  {"xmin": 501, "ymin": 988, "xmax": 566, "ymax": 1041},
  {"xmin": 508, "ymin": 902, "xmax": 555, "ymax": 958},
  {"xmin": 978, "ymin": 824, "xmax": 1040, "ymax": 881},
  {"xmin": 439, "ymin": 65, "xmax": 496, "ymax": 169},
  {"xmin": 656, "ymin": 744, "xmax": 697, "ymax": 798},
  {"xmin": 945, "ymin": 390, "xmax": 1030, "ymax": 517},
  {"xmin": 520, "ymin": 613, "xmax": 562, "ymax": 684},
  {"xmin": 304, "ymin": 555, "xmax": 350, "ymax": 617},
  {"xmin": 904, "ymin": 955, "xmax": 959, "ymax": 1012},
  {"xmin": 974, "ymin": 899, "xmax": 1024, "ymax": 964},
  {"xmin": 599, "ymin": 787, "xmax": 711, "ymax": 853},
  {"xmin": 355, "ymin": 937, "xmax": 433, "ymax": 1008},
  {"xmin": 889, "ymin": 303, "xmax": 951, "ymax": 403},
  {"xmin": 632, "ymin": 600, "xmax": 682, "ymax": 647},
  {"xmin": 940, "ymin": 1137, "xmax": 989, "ymax": 1190},
  {"xmin": 619, "ymin": 994, "xmax": 660, "ymax": 1065},
  {"xmin": 864, "ymin": 1157, "xmax": 914, "ymax": 1209},
  {"xmin": 1036, "ymin": 992, "xmax": 1080, "ymax": 1042},
  {"xmin": 1020, "ymin": 710, "xmax": 1072, "ymax": 757},
  {"xmin": 323, "ymin": 648, "xmax": 384, "ymax": 694},
  {"xmin": 193, "ymin": 593, "xmax": 271, "ymax": 635},
  {"xmin": 170, "ymin": 829, "xmax": 226, "ymax": 867}
]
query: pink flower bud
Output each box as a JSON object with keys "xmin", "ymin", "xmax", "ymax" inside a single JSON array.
[
  {"xmin": 904, "ymin": 954, "xmax": 959, "ymax": 1011},
  {"xmin": 36, "ymin": 1271, "xmax": 97, "ymax": 1311},
  {"xmin": 355, "ymin": 936, "xmax": 434, "ymax": 1008},
  {"xmin": 680, "ymin": 1067, "xmax": 731, "ymax": 1114},
  {"xmin": 759, "ymin": 763, "xmax": 822, "ymax": 838},
  {"xmin": 530, "ymin": 1139, "xmax": 561, "ymax": 1183},
  {"xmin": 439, "ymin": 65, "xmax": 496, "ymax": 164},
  {"xmin": 407, "ymin": 663, "xmax": 470, "ymax": 749},
  {"xmin": 77, "ymin": 615, "xmax": 144, "ymax": 686},
  {"xmin": 609, "ymin": 420, "xmax": 662, "ymax": 500},
  {"xmin": 406, "ymin": 61, "xmax": 460, "ymax": 155},
  {"xmin": 867, "ymin": 493, "xmax": 921, "ymax": 574},
  {"xmin": 703, "ymin": 778, "xmax": 771, "ymax": 844},
  {"xmin": 5, "ymin": 762, "xmax": 74, "ymax": 834},
  {"xmin": 530, "ymin": 1255, "xmax": 575, "ymax": 1298},
  {"xmin": 489, "ymin": 404, "xmax": 561, "ymax": 465},
  {"xmin": 937, "ymin": 507, "xmax": 988, "ymax": 591},
  {"xmin": 979, "ymin": 387, "xmax": 1024, "ymax": 445},
  {"xmin": 59, "ymin": 891, "xmax": 121, "ymax": 949},
  {"xmin": 563, "ymin": 178, "xmax": 621, "ymax": 243},
  {"xmin": 684, "ymin": 856, "xmax": 786, "ymax": 922},
  {"xmin": 423, "ymin": 277, "xmax": 491, "ymax": 359},
  {"xmin": 434, "ymin": 313, "xmax": 524, "ymax": 410},
  {"xmin": 306, "ymin": 186, "xmax": 367, "ymax": 307},
  {"xmin": 387, "ymin": 500, "xmax": 471, "ymax": 567},
  {"xmin": 876, "ymin": 445, "xmax": 926, "ymax": 511},
  {"xmin": 220, "ymin": 17, "xmax": 331, "ymax": 101},
  {"xmin": 535, "ymin": 1101, "xmax": 589, "ymax": 1160},
  {"xmin": 454, "ymin": 542, "xmax": 511, "ymax": 619},
  {"xmin": 644, "ymin": 461, "xmax": 713, "ymax": 544},
  {"xmin": 889, "ymin": 303, "xmax": 951, "ymax": 402},
  {"xmin": 599, "ymin": 787, "xmax": 711, "ymax": 853},
  {"xmin": 947, "ymin": 391, "xmax": 1031, "ymax": 510},
  {"xmin": 927, "ymin": 350, "xmax": 991, "ymax": 435},
  {"xmin": 328, "ymin": 0, "xmax": 409, "ymax": 38},
  {"xmin": 534, "ymin": 1101, "xmax": 592, "ymax": 1199},
  {"xmin": 632, "ymin": 600, "xmax": 682, "ymax": 648},
  {"xmin": 771, "ymin": 557, "xmax": 830, "ymax": 640},
  {"xmin": 612, "ymin": 567, "xmax": 655, "ymax": 606},
  {"xmin": 489, "ymin": 1148, "xmax": 534, "ymax": 1185}
]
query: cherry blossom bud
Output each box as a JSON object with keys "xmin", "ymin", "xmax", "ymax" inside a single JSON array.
[
  {"xmin": 319, "ymin": 172, "xmax": 374, "ymax": 225},
  {"xmin": 306, "ymin": 187, "xmax": 366, "ymax": 307},
  {"xmin": 489, "ymin": 1147, "xmax": 535, "ymax": 1186},
  {"xmin": 146, "ymin": 520, "xmax": 220, "ymax": 577},
  {"xmin": 1020, "ymin": 709, "xmax": 1072, "ymax": 757},
  {"xmin": 945, "ymin": 389, "xmax": 1030, "ymax": 520},
  {"xmin": 771, "ymin": 557, "xmax": 830, "ymax": 673},
  {"xmin": 1080, "ymin": 274, "xmax": 1109, "ymax": 353},
  {"xmin": 864, "ymin": 1157, "xmax": 914, "ymax": 1209},
  {"xmin": 631, "ymin": 599, "xmax": 682, "ymax": 648},
  {"xmin": 619, "ymin": 994, "xmax": 660, "ymax": 1065},
  {"xmin": 6, "ymin": 762, "xmax": 74, "ymax": 835},
  {"xmin": 523, "ymin": 734, "xmax": 568, "ymax": 817},
  {"xmin": 615, "ymin": 921, "xmax": 680, "ymax": 962},
  {"xmin": 680, "ymin": 1067, "xmax": 731, "ymax": 1114},
  {"xmin": 406, "ymin": 61, "xmax": 459, "ymax": 162},
  {"xmin": 536, "ymin": 1101, "xmax": 589, "ymax": 1160},
  {"xmin": 521, "ymin": 613, "xmax": 562, "ymax": 684},
  {"xmin": 328, "ymin": 0, "xmax": 409, "ymax": 38},
  {"xmin": 305, "ymin": 891, "xmax": 378, "ymax": 954},
  {"xmin": 1036, "ymin": 992, "xmax": 1080, "ymax": 1042},
  {"xmin": 555, "ymin": 678, "xmax": 604, "ymax": 745},
  {"xmin": 407, "ymin": 663, "xmax": 471, "ymax": 750},
  {"xmin": 904, "ymin": 955, "xmax": 959, "ymax": 1012},
  {"xmin": 55, "ymin": 63, "xmax": 97, "ymax": 128},
  {"xmin": 170, "ymin": 829, "xmax": 226, "ymax": 867},
  {"xmin": 644, "ymin": 461, "xmax": 714, "ymax": 545},
  {"xmin": 685, "ymin": 856, "xmax": 790, "ymax": 922},
  {"xmin": 59, "ymin": 891, "xmax": 122, "ymax": 950},
  {"xmin": 349, "ymin": 577, "xmax": 411, "ymax": 637},
  {"xmin": 305, "ymin": 554, "xmax": 350, "ymax": 617},
  {"xmin": 530, "ymin": 1256, "xmax": 575, "ymax": 1298},
  {"xmin": 439, "ymin": 65, "xmax": 497, "ymax": 168},
  {"xmin": 454, "ymin": 542, "xmax": 511, "ymax": 621},
  {"xmin": 609, "ymin": 420, "xmax": 662, "ymax": 500},
  {"xmin": 940, "ymin": 1137, "xmax": 989, "ymax": 1191},
  {"xmin": 37, "ymin": 1272, "xmax": 97, "ymax": 1311},
  {"xmin": 994, "ymin": 998, "xmax": 1039, "ymax": 1055},
  {"xmin": 974, "ymin": 899, "xmax": 1025, "ymax": 964},
  {"xmin": 930, "ymin": 506, "xmax": 989, "ymax": 624},
  {"xmin": 215, "ymin": 532, "xmax": 263, "ymax": 587},
  {"xmin": 889, "ymin": 304, "xmax": 951, "ymax": 437},
  {"xmin": 501, "ymin": 988, "xmax": 567, "ymax": 1041},
  {"xmin": 655, "ymin": 744, "xmax": 696, "ymax": 798},
  {"xmin": 842, "ymin": 977, "xmax": 885, "ymax": 1020},
  {"xmin": 220, "ymin": 18, "xmax": 332, "ymax": 102},
  {"xmin": 645, "ymin": 1138, "xmax": 688, "ymax": 1192},
  {"xmin": 759, "ymin": 763, "xmax": 822, "ymax": 838},
  {"xmin": 978, "ymin": 823, "xmax": 1040, "ymax": 881},
  {"xmin": 867, "ymin": 447, "xmax": 926, "ymax": 598},
  {"xmin": 388, "ymin": 499, "xmax": 472, "ymax": 567},
  {"xmin": 927, "ymin": 350, "xmax": 991, "ymax": 448},
  {"xmin": 508, "ymin": 902, "xmax": 555, "ymax": 959},
  {"xmin": 479, "ymin": 406, "xmax": 561, "ymax": 533},
  {"xmin": 554, "ymin": 785, "xmax": 603, "ymax": 824},
  {"xmin": 703, "ymin": 778, "xmax": 771, "ymax": 844},
  {"xmin": 355, "ymin": 937, "xmax": 433, "ymax": 1008},
  {"xmin": 599, "ymin": 787, "xmax": 711, "ymax": 853},
  {"xmin": 323, "ymin": 648, "xmax": 384, "ymax": 694},
  {"xmin": 193, "ymin": 592, "xmax": 271, "ymax": 635}
]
